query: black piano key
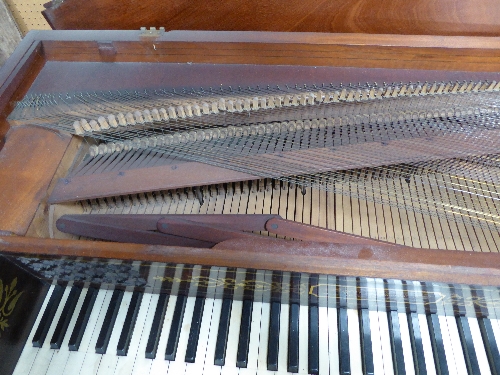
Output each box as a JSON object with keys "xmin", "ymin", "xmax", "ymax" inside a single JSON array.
[
  {"xmin": 117, "ymin": 290, "xmax": 143, "ymax": 356},
  {"xmin": 338, "ymin": 276, "xmax": 350, "ymax": 375},
  {"xmin": 33, "ymin": 284, "xmax": 65, "ymax": 347},
  {"xmin": 427, "ymin": 313, "xmax": 449, "ymax": 375},
  {"xmin": 145, "ymin": 264, "xmax": 178, "ymax": 359},
  {"xmin": 308, "ymin": 304, "xmax": 319, "ymax": 375},
  {"xmin": 404, "ymin": 281, "xmax": 427, "ymax": 375},
  {"xmin": 267, "ymin": 271, "xmax": 282, "ymax": 371},
  {"xmin": 456, "ymin": 316, "xmax": 482, "ymax": 375},
  {"xmin": 164, "ymin": 264, "xmax": 194, "ymax": 361},
  {"xmin": 338, "ymin": 307, "xmax": 350, "ymax": 375},
  {"xmin": 288, "ymin": 302, "xmax": 300, "ymax": 373},
  {"xmin": 236, "ymin": 270, "xmax": 257, "ymax": 368},
  {"xmin": 408, "ymin": 312, "xmax": 427, "ymax": 375},
  {"xmin": 50, "ymin": 285, "xmax": 82, "ymax": 349},
  {"xmin": 68, "ymin": 286, "xmax": 98, "ymax": 351},
  {"xmin": 288, "ymin": 272, "xmax": 301, "ymax": 373},
  {"xmin": 388, "ymin": 310, "xmax": 406, "ymax": 375},
  {"xmin": 449, "ymin": 284, "xmax": 467, "ymax": 317},
  {"xmin": 95, "ymin": 289, "xmax": 124, "ymax": 354},
  {"xmin": 164, "ymin": 294, "xmax": 187, "ymax": 361},
  {"xmin": 358, "ymin": 278, "xmax": 374, "ymax": 375},
  {"xmin": 236, "ymin": 299, "xmax": 253, "ymax": 368},
  {"xmin": 360, "ymin": 308, "xmax": 374, "ymax": 375},
  {"xmin": 403, "ymin": 281, "xmax": 417, "ymax": 314},
  {"xmin": 214, "ymin": 298, "xmax": 233, "ymax": 366},
  {"xmin": 478, "ymin": 316, "xmax": 500, "ymax": 375},
  {"xmin": 267, "ymin": 301, "xmax": 281, "ymax": 371},
  {"xmin": 308, "ymin": 274, "xmax": 320, "ymax": 375},
  {"xmin": 422, "ymin": 283, "xmax": 448, "ymax": 375},
  {"xmin": 145, "ymin": 293, "xmax": 169, "ymax": 359},
  {"xmin": 471, "ymin": 285, "xmax": 489, "ymax": 318},
  {"xmin": 385, "ymin": 280, "xmax": 405, "ymax": 375},
  {"xmin": 185, "ymin": 297, "xmax": 205, "ymax": 363},
  {"xmin": 184, "ymin": 266, "xmax": 211, "ymax": 363}
]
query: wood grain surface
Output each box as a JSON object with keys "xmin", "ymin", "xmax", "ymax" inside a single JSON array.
[
  {"xmin": 2, "ymin": 235, "xmax": 500, "ymax": 286},
  {"xmin": 42, "ymin": 0, "xmax": 500, "ymax": 37},
  {"xmin": 0, "ymin": 127, "xmax": 71, "ymax": 235}
]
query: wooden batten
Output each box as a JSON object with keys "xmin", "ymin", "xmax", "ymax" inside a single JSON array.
[{"xmin": 1, "ymin": 235, "xmax": 500, "ymax": 286}]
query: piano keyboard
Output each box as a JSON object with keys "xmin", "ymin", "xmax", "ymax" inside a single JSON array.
[{"xmin": 14, "ymin": 264, "xmax": 500, "ymax": 375}]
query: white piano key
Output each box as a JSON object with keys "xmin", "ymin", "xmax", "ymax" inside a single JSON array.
[
  {"xmin": 368, "ymin": 310, "xmax": 384, "ymax": 375},
  {"xmin": 245, "ymin": 270, "xmax": 266, "ymax": 371},
  {"xmin": 45, "ymin": 286, "xmax": 89, "ymax": 375},
  {"xmin": 202, "ymin": 267, "xmax": 226, "ymax": 375},
  {"xmin": 468, "ymin": 317, "xmax": 493, "ymax": 375},
  {"xmin": 377, "ymin": 312, "xmax": 394, "ymax": 375},
  {"xmin": 439, "ymin": 284, "xmax": 467, "ymax": 375},
  {"xmin": 256, "ymin": 272, "xmax": 272, "ymax": 371},
  {"xmin": 29, "ymin": 283, "xmax": 73, "ymax": 375},
  {"xmin": 167, "ymin": 295, "xmax": 197, "ymax": 375},
  {"xmin": 460, "ymin": 285, "xmax": 491, "ymax": 375},
  {"xmin": 398, "ymin": 312, "xmax": 416, "ymax": 375},
  {"xmin": 431, "ymin": 284, "xmax": 458, "ymax": 375},
  {"xmin": 437, "ymin": 314, "xmax": 458, "ymax": 375},
  {"xmin": 327, "ymin": 275, "xmax": 339, "ymax": 375},
  {"xmin": 346, "ymin": 276, "xmax": 362, "ymax": 375},
  {"xmin": 446, "ymin": 314, "xmax": 468, "ymax": 375},
  {"xmin": 375, "ymin": 279, "xmax": 394, "ymax": 375},
  {"xmin": 417, "ymin": 313, "xmax": 437, "ymax": 375},
  {"xmin": 298, "ymin": 273, "xmax": 309, "ymax": 374},
  {"xmin": 185, "ymin": 267, "xmax": 221, "ymax": 375},
  {"xmin": 413, "ymin": 282, "xmax": 437, "ymax": 375},
  {"xmin": 167, "ymin": 265, "xmax": 202, "ymax": 374},
  {"xmin": 62, "ymin": 287, "xmax": 110, "ymax": 374},
  {"xmin": 318, "ymin": 275, "xmax": 329, "ymax": 375},
  {"xmin": 12, "ymin": 284, "xmax": 55, "ymax": 375},
  {"xmin": 114, "ymin": 293, "xmax": 153, "ymax": 375},
  {"xmin": 393, "ymin": 280, "xmax": 415, "ymax": 375},
  {"xmin": 483, "ymin": 287, "xmax": 500, "ymax": 357},
  {"xmin": 127, "ymin": 262, "xmax": 165, "ymax": 375},
  {"xmin": 150, "ymin": 264, "xmax": 185, "ymax": 375},
  {"xmin": 221, "ymin": 268, "xmax": 247, "ymax": 375},
  {"xmin": 277, "ymin": 272, "xmax": 291, "ymax": 373},
  {"xmin": 149, "ymin": 294, "xmax": 178, "ymax": 375},
  {"xmin": 347, "ymin": 308, "xmax": 363, "ymax": 375},
  {"xmin": 130, "ymin": 293, "xmax": 159, "ymax": 375},
  {"xmin": 366, "ymin": 279, "xmax": 384, "ymax": 375},
  {"xmin": 194, "ymin": 267, "xmax": 220, "ymax": 365},
  {"xmin": 95, "ymin": 290, "xmax": 133, "ymax": 375}
]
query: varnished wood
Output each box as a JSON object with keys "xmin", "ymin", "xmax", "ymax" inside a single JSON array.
[
  {"xmin": 2, "ymin": 30, "xmax": 500, "ymax": 284},
  {"xmin": 49, "ymin": 161, "xmax": 258, "ymax": 204},
  {"xmin": 41, "ymin": 0, "xmax": 500, "ymax": 37},
  {"xmin": 0, "ymin": 127, "xmax": 71, "ymax": 235},
  {"xmin": 2, "ymin": 235, "xmax": 500, "ymax": 286},
  {"xmin": 0, "ymin": 255, "xmax": 47, "ymax": 375}
]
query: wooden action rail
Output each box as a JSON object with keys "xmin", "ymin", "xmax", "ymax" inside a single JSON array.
[{"xmin": 1, "ymin": 233, "xmax": 500, "ymax": 287}]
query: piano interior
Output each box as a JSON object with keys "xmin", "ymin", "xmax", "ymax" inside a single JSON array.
[{"xmin": 3, "ymin": 30, "xmax": 500, "ymax": 374}]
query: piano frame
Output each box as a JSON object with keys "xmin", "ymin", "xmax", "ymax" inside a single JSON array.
[{"xmin": 2, "ymin": 29, "xmax": 500, "ymax": 286}]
